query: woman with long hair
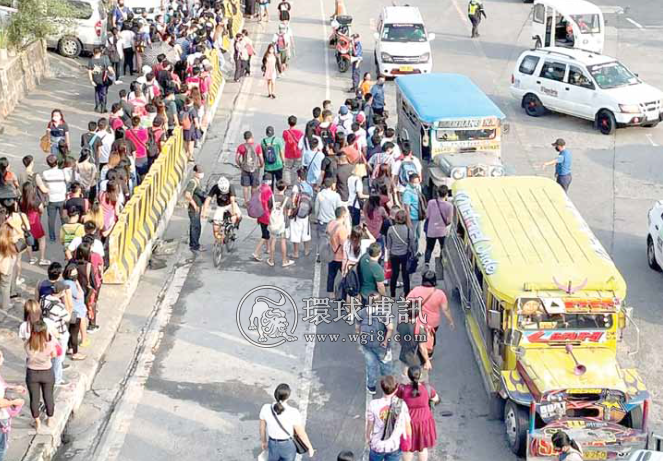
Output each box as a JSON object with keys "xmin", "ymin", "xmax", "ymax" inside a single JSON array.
[
  {"xmin": 259, "ymin": 383, "xmax": 315, "ymax": 460},
  {"xmin": 83, "ymin": 201, "xmax": 105, "ymax": 238},
  {"xmin": 0, "ymin": 223, "xmax": 18, "ymax": 311},
  {"xmin": 99, "ymin": 181, "xmax": 121, "ymax": 238},
  {"xmin": 24, "ymin": 320, "xmax": 57, "ymax": 431},
  {"xmin": 551, "ymin": 431, "xmax": 583, "ymax": 460},
  {"xmin": 386, "ymin": 209, "xmax": 416, "ymax": 298},
  {"xmin": 262, "ymin": 44, "xmax": 282, "ymax": 99},
  {"xmin": 45, "ymin": 109, "xmax": 70, "ymax": 156},
  {"xmin": 3, "ymin": 199, "xmax": 29, "ymax": 290},
  {"xmin": 362, "ymin": 195, "xmax": 388, "ymax": 242},
  {"xmin": 396, "ymin": 366, "xmax": 440, "ymax": 461},
  {"xmin": 0, "ymin": 158, "xmax": 19, "ymax": 198},
  {"xmin": 63, "ymin": 263, "xmax": 87, "ymax": 360},
  {"xmin": 342, "ymin": 224, "xmax": 374, "ymax": 275},
  {"xmin": 77, "ymin": 148, "xmax": 98, "ymax": 201},
  {"xmin": 20, "ymin": 183, "xmax": 49, "ymax": 266},
  {"xmin": 18, "ymin": 299, "xmax": 57, "ymax": 341},
  {"xmin": 100, "ymin": 152, "xmax": 122, "ymax": 183}
]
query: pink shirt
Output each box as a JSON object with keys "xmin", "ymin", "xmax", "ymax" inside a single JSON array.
[
  {"xmin": 406, "ymin": 286, "xmax": 448, "ymax": 329},
  {"xmin": 258, "ymin": 185, "xmax": 273, "ymax": 225},
  {"xmin": 126, "ymin": 128, "xmax": 149, "ymax": 159}
]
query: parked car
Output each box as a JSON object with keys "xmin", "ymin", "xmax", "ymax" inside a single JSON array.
[
  {"xmin": 647, "ymin": 200, "xmax": 663, "ymax": 272},
  {"xmin": 47, "ymin": 0, "xmax": 107, "ymax": 58},
  {"xmin": 373, "ymin": 5, "xmax": 434, "ymax": 78},
  {"xmin": 510, "ymin": 47, "xmax": 663, "ymax": 134},
  {"xmin": 124, "ymin": 0, "xmax": 163, "ymax": 21}
]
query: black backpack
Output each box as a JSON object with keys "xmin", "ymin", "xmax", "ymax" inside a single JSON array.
[
  {"xmin": 336, "ymin": 258, "xmax": 362, "ymax": 299},
  {"xmin": 146, "ymin": 128, "xmax": 161, "ymax": 158},
  {"xmin": 318, "ymin": 126, "xmax": 334, "ymax": 146}
]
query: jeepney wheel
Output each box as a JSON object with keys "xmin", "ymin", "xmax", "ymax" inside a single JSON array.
[
  {"xmin": 490, "ymin": 395, "xmax": 506, "ymax": 421},
  {"xmin": 648, "ymin": 237, "xmax": 661, "ymax": 271},
  {"xmin": 504, "ymin": 400, "xmax": 528, "ymax": 457},
  {"xmin": 523, "ymin": 94, "xmax": 545, "ymax": 117}
]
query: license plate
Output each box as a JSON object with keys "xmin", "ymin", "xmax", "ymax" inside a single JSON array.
[
  {"xmin": 584, "ymin": 451, "xmax": 607, "ymax": 460},
  {"xmin": 399, "ymin": 66, "xmax": 413, "ymax": 72},
  {"xmin": 646, "ymin": 112, "xmax": 658, "ymax": 121}
]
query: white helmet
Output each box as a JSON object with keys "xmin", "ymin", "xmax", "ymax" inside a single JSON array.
[{"xmin": 217, "ymin": 177, "xmax": 230, "ymax": 194}]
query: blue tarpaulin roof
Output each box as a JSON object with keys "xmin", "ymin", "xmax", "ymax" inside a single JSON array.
[{"xmin": 395, "ymin": 74, "xmax": 506, "ymax": 124}]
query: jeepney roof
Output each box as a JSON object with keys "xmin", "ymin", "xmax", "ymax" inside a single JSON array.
[
  {"xmin": 395, "ymin": 73, "xmax": 506, "ymax": 124},
  {"xmin": 534, "ymin": 0, "xmax": 602, "ymax": 17},
  {"xmin": 451, "ymin": 177, "xmax": 627, "ymax": 304}
]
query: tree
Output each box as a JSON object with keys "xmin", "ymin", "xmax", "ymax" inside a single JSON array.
[{"xmin": 7, "ymin": 0, "xmax": 79, "ymax": 48}]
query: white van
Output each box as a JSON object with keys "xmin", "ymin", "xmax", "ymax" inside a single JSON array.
[
  {"xmin": 47, "ymin": 0, "xmax": 108, "ymax": 57},
  {"xmin": 531, "ymin": 0, "xmax": 605, "ymax": 54},
  {"xmin": 373, "ymin": 6, "xmax": 435, "ymax": 78},
  {"xmin": 510, "ymin": 47, "xmax": 663, "ymax": 134},
  {"xmin": 124, "ymin": 0, "xmax": 163, "ymax": 20}
]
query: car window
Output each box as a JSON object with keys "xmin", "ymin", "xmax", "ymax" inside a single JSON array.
[
  {"xmin": 570, "ymin": 14, "xmax": 601, "ymax": 34},
  {"xmin": 519, "ymin": 55, "xmax": 540, "ymax": 75},
  {"xmin": 533, "ymin": 4, "xmax": 544, "ymax": 24},
  {"xmin": 568, "ymin": 65, "xmax": 594, "ymax": 89},
  {"xmin": 66, "ymin": 0, "xmax": 93, "ymax": 19},
  {"xmin": 381, "ymin": 23, "xmax": 427, "ymax": 42},
  {"xmin": 540, "ymin": 60, "xmax": 567, "ymax": 82},
  {"xmin": 587, "ymin": 61, "xmax": 639, "ymax": 89}
]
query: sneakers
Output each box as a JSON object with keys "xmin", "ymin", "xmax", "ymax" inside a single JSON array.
[
  {"xmin": 39, "ymin": 259, "xmax": 51, "ymax": 266},
  {"xmin": 282, "ymin": 260, "xmax": 295, "ymax": 268},
  {"xmin": 366, "ymin": 386, "xmax": 377, "ymax": 395},
  {"xmin": 87, "ymin": 324, "xmax": 100, "ymax": 333},
  {"xmin": 29, "ymin": 257, "xmax": 38, "ymax": 265}
]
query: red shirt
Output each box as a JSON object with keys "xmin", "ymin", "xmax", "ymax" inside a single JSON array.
[
  {"xmin": 282, "ymin": 128, "xmax": 304, "ymax": 159},
  {"xmin": 258, "ymin": 184, "xmax": 273, "ymax": 225},
  {"xmin": 236, "ymin": 142, "xmax": 263, "ymax": 164}
]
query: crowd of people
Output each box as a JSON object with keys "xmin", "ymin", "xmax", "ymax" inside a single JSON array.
[{"xmin": 0, "ymin": 0, "xmax": 234, "ymax": 456}]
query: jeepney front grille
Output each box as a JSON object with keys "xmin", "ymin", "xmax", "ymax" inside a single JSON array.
[
  {"xmin": 392, "ymin": 55, "xmax": 420, "ymax": 63},
  {"xmin": 467, "ymin": 165, "xmax": 488, "ymax": 177}
]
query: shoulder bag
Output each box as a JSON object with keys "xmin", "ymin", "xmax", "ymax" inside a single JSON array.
[{"xmin": 270, "ymin": 406, "xmax": 308, "ymax": 454}]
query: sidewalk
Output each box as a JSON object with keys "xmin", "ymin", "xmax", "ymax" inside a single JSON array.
[{"xmin": 0, "ymin": 48, "xmax": 231, "ymax": 460}]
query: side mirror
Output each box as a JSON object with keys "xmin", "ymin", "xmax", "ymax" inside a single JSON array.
[
  {"xmin": 488, "ymin": 310, "xmax": 501, "ymax": 330},
  {"xmin": 428, "ymin": 33, "xmax": 436, "ymax": 41},
  {"xmin": 619, "ymin": 306, "xmax": 633, "ymax": 330},
  {"xmin": 373, "ymin": 32, "xmax": 380, "ymax": 41},
  {"xmin": 505, "ymin": 329, "xmax": 522, "ymax": 348}
]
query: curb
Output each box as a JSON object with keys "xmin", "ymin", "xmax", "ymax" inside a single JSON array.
[{"xmin": 19, "ymin": 54, "xmax": 233, "ymax": 461}]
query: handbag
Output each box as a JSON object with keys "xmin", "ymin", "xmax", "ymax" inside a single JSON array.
[
  {"xmin": 425, "ymin": 383, "xmax": 439, "ymax": 412},
  {"xmin": 21, "ymin": 216, "xmax": 35, "ymax": 247},
  {"xmin": 40, "ymin": 134, "xmax": 51, "ymax": 153},
  {"xmin": 270, "ymin": 406, "xmax": 308, "ymax": 454}
]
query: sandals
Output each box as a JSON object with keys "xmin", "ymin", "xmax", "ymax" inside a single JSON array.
[
  {"xmin": 266, "ymin": 260, "xmax": 275, "ymax": 267},
  {"xmin": 282, "ymin": 261, "xmax": 294, "ymax": 268},
  {"xmin": 252, "ymin": 254, "xmax": 262, "ymax": 262},
  {"xmin": 71, "ymin": 353, "xmax": 87, "ymax": 361}
]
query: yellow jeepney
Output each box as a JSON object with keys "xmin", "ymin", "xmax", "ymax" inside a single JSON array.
[{"xmin": 444, "ymin": 177, "xmax": 648, "ymax": 460}]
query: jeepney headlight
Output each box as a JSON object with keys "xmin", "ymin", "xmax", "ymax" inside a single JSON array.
[
  {"xmin": 619, "ymin": 104, "xmax": 641, "ymax": 114},
  {"xmin": 381, "ymin": 52, "xmax": 394, "ymax": 63},
  {"xmin": 451, "ymin": 167, "xmax": 466, "ymax": 180},
  {"xmin": 419, "ymin": 52, "xmax": 430, "ymax": 63},
  {"xmin": 490, "ymin": 166, "xmax": 505, "ymax": 177}
]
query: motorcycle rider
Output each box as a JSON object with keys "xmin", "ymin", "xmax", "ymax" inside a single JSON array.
[
  {"xmin": 202, "ymin": 176, "xmax": 242, "ymax": 244},
  {"xmin": 349, "ymin": 33, "xmax": 363, "ymax": 94},
  {"xmin": 468, "ymin": 0, "xmax": 487, "ymax": 38}
]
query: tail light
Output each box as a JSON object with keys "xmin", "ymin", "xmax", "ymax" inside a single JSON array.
[
  {"xmin": 643, "ymin": 400, "xmax": 650, "ymax": 431},
  {"xmin": 511, "ymin": 74, "xmax": 515, "ymax": 84},
  {"xmin": 95, "ymin": 20, "xmax": 102, "ymax": 37}
]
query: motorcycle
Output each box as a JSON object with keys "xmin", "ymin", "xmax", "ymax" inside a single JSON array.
[{"xmin": 332, "ymin": 15, "xmax": 353, "ymax": 73}]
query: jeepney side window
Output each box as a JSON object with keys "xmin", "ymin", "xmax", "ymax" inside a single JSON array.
[
  {"xmin": 455, "ymin": 213, "xmax": 466, "ymax": 241},
  {"xmin": 519, "ymin": 55, "xmax": 540, "ymax": 75},
  {"xmin": 474, "ymin": 261, "xmax": 484, "ymax": 289},
  {"xmin": 533, "ymin": 4, "xmax": 544, "ymax": 23}
]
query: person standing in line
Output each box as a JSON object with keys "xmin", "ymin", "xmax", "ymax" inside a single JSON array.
[
  {"xmin": 326, "ymin": 206, "xmax": 349, "ymax": 294},
  {"xmin": 253, "ymin": 175, "xmax": 274, "ymax": 262},
  {"xmin": 282, "ymin": 115, "xmax": 303, "ymax": 185},
  {"xmin": 349, "ymin": 34, "xmax": 363, "ymax": 94},
  {"xmin": 357, "ymin": 296, "xmax": 394, "ymax": 395},
  {"xmin": 301, "ymin": 137, "xmax": 324, "ymax": 190},
  {"xmin": 0, "ymin": 348, "xmax": 26, "ymax": 461},
  {"xmin": 468, "ymin": 0, "xmax": 487, "ymax": 38},
  {"xmin": 259, "ymin": 383, "xmax": 315, "ymax": 460},
  {"xmin": 542, "ymin": 138, "xmax": 572, "ymax": 193},
  {"xmin": 45, "ymin": 110, "xmax": 70, "ymax": 156},
  {"xmin": 0, "ymin": 224, "xmax": 17, "ymax": 311},
  {"xmin": 262, "ymin": 126, "xmax": 286, "ymax": 188},
  {"xmin": 397, "ymin": 366, "xmax": 440, "ymax": 461},
  {"xmin": 119, "ymin": 24, "xmax": 136, "ymax": 76},
  {"xmin": 184, "ymin": 165, "xmax": 206, "ymax": 252},
  {"xmin": 269, "ymin": 180, "xmax": 295, "ymax": 268},
  {"xmin": 88, "ymin": 47, "xmax": 114, "ymax": 113},
  {"xmin": 347, "ymin": 164, "xmax": 368, "ymax": 226},
  {"xmin": 236, "ymin": 131, "xmax": 264, "ymax": 206},
  {"xmin": 289, "ymin": 168, "xmax": 313, "ymax": 259},
  {"xmin": 262, "ymin": 44, "xmax": 282, "ymax": 99},
  {"xmin": 370, "ymin": 76, "xmax": 386, "ymax": 116},
  {"xmin": 402, "ymin": 173, "xmax": 425, "ymax": 242},
  {"xmin": 386, "ymin": 210, "xmax": 416, "ymax": 299},
  {"xmin": 335, "ymin": 151, "xmax": 354, "ymax": 207},
  {"xmin": 233, "ymin": 33, "xmax": 250, "ymax": 82},
  {"xmin": 41, "ymin": 155, "xmax": 70, "ymax": 243},
  {"xmin": 423, "ymin": 185, "xmax": 453, "ymax": 270},
  {"xmin": 62, "ymin": 264, "xmax": 87, "ymax": 361},
  {"xmin": 106, "ymin": 27, "xmax": 124, "ymax": 83},
  {"xmin": 313, "ymin": 178, "xmax": 342, "ymax": 263},
  {"xmin": 24, "ymin": 320, "xmax": 58, "ymax": 431},
  {"xmin": 258, "ymin": 0, "xmax": 270, "ymax": 23},
  {"xmin": 365, "ymin": 376, "xmax": 412, "ymax": 459},
  {"xmin": 20, "ymin": 183, "xmax": 50, "ymax": 266}
]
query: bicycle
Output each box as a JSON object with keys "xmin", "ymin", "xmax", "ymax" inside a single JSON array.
[{"xmin": 209, "ymin": 214, "xmax": 239, "ymax": 268}]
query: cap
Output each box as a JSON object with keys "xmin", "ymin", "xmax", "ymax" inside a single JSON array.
[
  {"xmin": 339, "ymin": 105, "xmax": 349, "ymax": 115},
  {"xmin": 142, "ymin": 65, "xmax": 152, "ymax": 74},
  {"xmin": 551, "ymin": 138, "xmax": 566, "ymax": 147},
  {"xmin": 356, "ymin": 113, "xmax": 366, "ymax": 123}
]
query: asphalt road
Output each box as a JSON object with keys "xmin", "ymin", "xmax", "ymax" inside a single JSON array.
[{"xmin": 54, "ymin": 0, "xmax": 663, "ymax": 460}]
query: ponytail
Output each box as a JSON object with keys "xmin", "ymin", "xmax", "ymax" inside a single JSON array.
[
  {"xmin": 273, "ymin": 383, "xmax": 291, "ymax": 416},
  {"xmin": 273, "ymin": 401, "xmax": 285, "ymax": 415},
  {"xmin": 407, "ymin": 366, "xmax": 422, "ymax": 398}
]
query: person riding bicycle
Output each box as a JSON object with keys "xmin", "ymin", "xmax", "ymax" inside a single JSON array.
[{"xmin": 202, "ymin": 176, "xmax": 241, "ymax": 242}]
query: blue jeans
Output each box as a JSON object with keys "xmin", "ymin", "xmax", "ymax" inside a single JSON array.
[
  {"xmin": 0, "ymin": 420, "xmax": 7, "ymax": 461},
  {"xmin": 369, "ymin": 449, "xmax": 401, "ymax": 461},
  {"xmin": 47, "ymin": 200, "xmax": 64, "ymax": 241},
  {"xmin": 188, "ymin": 209, "xmax": 202, "ymax": 250},
  {"xmin": 52, "ymin": 331, "xmax": 69, "ymax": 384},
  {"xmin": 361, "ymin": 345, "xmax": 393, "ymax": 390},
  {"xmin": 268, "ymin": 438, "xmax": 297, "ymax": 461}
]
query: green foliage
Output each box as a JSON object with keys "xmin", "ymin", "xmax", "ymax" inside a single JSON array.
[
  {"xmin": 0, "ymin": 27, "xmax": 8, "ymax": 49},
  {"xmin": 7, "ymin": 0, "xmax": 79, "ymax": 48}
]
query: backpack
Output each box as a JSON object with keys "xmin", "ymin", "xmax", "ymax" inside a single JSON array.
[
  {"xmin": 179, "ymin": 109, "xmax": 192, "ymax": 130},
  {"xmin": 23, "ymin": 173, "xmax": 48, "ymax": 205},
  {"xmin": 263, "ymin": 139, "xmax": 278, "ymax": 165},
  {"xmin": 399, "ymin": 160, "xmax": 418, "ymax": 186},
  {"xmin": 276, "ymin": 33, "xmax": 287, "ymax": 52},
  {"xmin": 269, "ymin": 197, "xmax": 288, "ymax": 233},
  {"xmin": 317, "ymin": 125, "xmax": 334, "ymax": 146},
  {"xmin": 61, "ymin": 223, "xmax": 82, "ymax": 247},
  {"xmin": 239, "ymin": 143, "xmax": 259, "ymax": 173},
  {"xmin": 296, "ymin": 192, "xmax": 312, "ymax": 219},
  {"xmin": 337, "ymin": 263, "xmax": 361, "ymax": 298},
  {"xmin": 146, "ymin": 128, "xmax": 161, "ymax": 158},
  {"xmin": 41, "ymin": 296, "xmax": 68, "ymax": 334},
  {"xmin": 247, "ymin": 189, "xmax": 265, "ymax": 218}
]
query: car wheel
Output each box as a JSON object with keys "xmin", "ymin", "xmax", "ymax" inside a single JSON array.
[
  {"xmin": 596, "ymin": 110, "xmax": 616, "ymax": 135},
  {"xmin": 58, "ymin": 37, "xmax": 82, "ymax": 58},
  {"xmin": 523, "ymin": 94, "xmax": 545, "ymax": 117},
  {"xmin": 648, "ymin": 236, "xmax": 661, "ymax": 271},
  {"xmin": 504, "ymin": 400, "xmax": 529, "ymax": 457},
  {"xmin": 643, "ymin": 121, "xmax": 660, "ymax": 128}
]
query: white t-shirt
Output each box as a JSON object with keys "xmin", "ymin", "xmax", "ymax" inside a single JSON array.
[
  {"xmin": 382, "ymin": 138, "xmax": 402, "ymax": 158},
  {"xmin": 347, "ymin": 175, "xmax": 363, "ymax": 210},
  {"xmin": 393, "ymin": 156, "xmax": 423, "ymax": 193},
  {"xmin": 19, "ymin": 318, "xmax": 58, "ymax": 342},
  {"xmin": 343, "ymin": 238, "xmax": 371, "ymax": 264},
  {"xmin": 42, "ymin": 167, "xmax": 71, "ymax": 203},
  {"xmin": 367, "ymin": 396, "xmax": 411, "ymax": 454},
  {"xmin": 119, "ymin": 30, "xmax": 135, "ymax": 49},
  {"xmin": 68, "ymin": 236, "xmax": 105, "ymax": 257},
  {"xmin": 259, "ymin": 403, "xmax": 302, "ymax": 440},
  {"xmin": 97, "ymin": 131, "xmax": 115, "ymax": 164}
]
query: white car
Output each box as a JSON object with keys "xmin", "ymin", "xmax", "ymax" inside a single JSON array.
[
  {"xmin": 125, "ymin": 0, "xmax": 163, "ymax": 21},
  {"xmin": 510, "ymin": 47, "xmax": 663, "ymax": 134},
  {"xmin": 373, "ymin": 6, "xmax": 434, "ymax": 78},
  {"xmin": 647, "ymin": 200, "xmax": 663, "ymax": 272}
]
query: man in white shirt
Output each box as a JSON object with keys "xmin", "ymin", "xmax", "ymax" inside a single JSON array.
[
  {"xmin": 393, "ymin": 141, "xmax": 422, "ymax": 195},
  {"xmin": 369, "ymin": 142, "xmax": 396, "ymax": 178},
  {"xmin": 66, "ymin": 221, "xmax": 105, "ymax": 260},
  {"xmin": 93, "ymin": 119, "xmax": 115, "ymax": 169},
  {"xmin": 42, "ymin": 155, "xmax": 71, "ymax": 242},
  {"xmin": 366, "ymin": 375, "xmax": 411, "ymax": 459}
]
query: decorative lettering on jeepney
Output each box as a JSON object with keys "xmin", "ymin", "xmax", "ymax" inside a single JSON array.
[
  {"xmin": 454, "ymin": 191, "xmax": 497, "ymax": 275},
  {"xmin": 565, "ymin": 200, "xmax": 612, "ymax": 262}
]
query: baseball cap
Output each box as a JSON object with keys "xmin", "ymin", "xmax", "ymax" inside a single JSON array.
[
  {"xmin": 339, "ymin": 105, "xmax": 349, "ymax": 115},
  {"xmin": 551, "ymin": 138, "xmax": 566, "ymax": 147},
  {"xmin": 356, "ymin": 113, "xmax": 366, "ymax": 124}
]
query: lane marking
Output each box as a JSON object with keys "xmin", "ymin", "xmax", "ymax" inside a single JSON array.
[
  {"xmin": 626, "ymin": 18, "xmax": 645, "ymax": 30},
  {"xmin": 319, "ymin": 0, "xmax": 331, "ymax": 101},
  {"xmin": 646, "ymin": 133, "xmax": 659, "ymax": 147}
]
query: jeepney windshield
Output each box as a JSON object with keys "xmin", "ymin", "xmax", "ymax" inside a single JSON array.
[
  {"xmin": 518, "ymin": 312, "xmax": 613, "ymax": 330},
  {"xmin": 569, "ymin": 14, "xmax": 601, "ymax": 34},
  {"xmin": 435, "ymin": 129, "xmax": 497, "ymax": 142}
]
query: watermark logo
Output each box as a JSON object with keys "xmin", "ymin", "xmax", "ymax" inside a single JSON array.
[{"xmin": 236, "ymin": 286, "xmax": 298, "ymax": 348}]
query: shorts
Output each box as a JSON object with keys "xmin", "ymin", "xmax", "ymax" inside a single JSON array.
[
  {"xmin": 259, "ymin": 222, "xmax": 270, "ymax": 240},
  {"xmin": 183, "ymin": 129, "xmax": 196, "ymax": 142},
  {"xmin": 241, "ymin": 169, "xmax": 260, "ymax": 187},
  {"xmin": 213, "ymin": 204, "xmax": 242, "ymax": 222},
  {"xmin": 278, "ymin": 49, "xmax": 288, "ymax": 64},
  {"xmin": 289, "ymin": 217, "xmax": 311, "ymax": 243}
]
